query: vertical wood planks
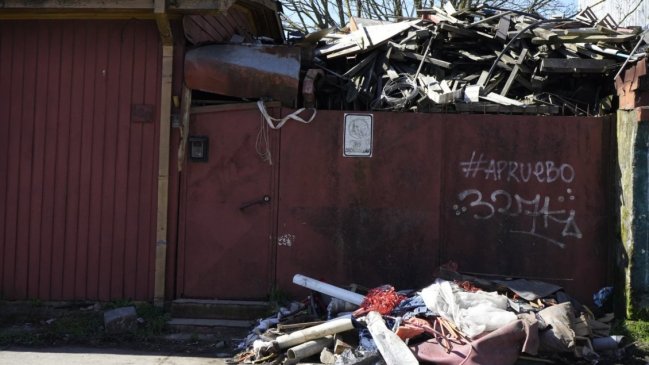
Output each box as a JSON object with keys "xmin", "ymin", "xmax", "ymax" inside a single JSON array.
[{"xmin": 0, "ymin": 20, "xmax": 161, "ymax": 301}]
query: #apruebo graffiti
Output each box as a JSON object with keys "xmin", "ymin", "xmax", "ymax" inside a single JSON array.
[{"xmin": 455, "ymin": 151, "xmax": 581, "ymax": 249}]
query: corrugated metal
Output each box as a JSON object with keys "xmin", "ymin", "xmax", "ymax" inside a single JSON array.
[
  {"xmin": 0, "ymin": 20, "xmax": 161, "ymax": 301},
  {"xmin": 579, "ymin": 0, "xmax": 649, "ymax": 27}
]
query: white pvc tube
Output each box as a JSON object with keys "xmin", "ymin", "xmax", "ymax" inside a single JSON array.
[
  {"xmin": 293, "ymin": 274, "xmax": 365, "ymax": 305},
  {"xmin": 274, "ymin": 317, "xmax": 354, "ymax": 350},
  {"xmin": 286, "ymin": 336, "xmax": 334, "ymax": 360},
  {"xmin": 365, "ymin": 311, "xmax": 419, "ymax": 365}
]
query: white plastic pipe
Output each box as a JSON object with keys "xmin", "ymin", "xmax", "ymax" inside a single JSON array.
[
  {"xmin": 286, "ymin": 336, "xmax": 334, "ymax": 360},
  {"xmin": 293, "ymin": 274, "xmax": 365, "ymax": 305},
  {"xmin": 274, "ymin": 317, "xmax": 354, "ymax": 350},
  {"xmin": 365, "ymin": 311, "xmax": 419, "ymax": 365}
]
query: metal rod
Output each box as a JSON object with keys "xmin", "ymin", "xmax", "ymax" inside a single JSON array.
[{"xmin": 614, "ymin": 31, "xmax": 648, "ymax": 80}]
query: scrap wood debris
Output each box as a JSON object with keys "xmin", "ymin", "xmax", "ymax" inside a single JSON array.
[
  {"xmin": 293, "ymin": 4, "xmax": 649, "ymax": 116},
  {"xmin": 231, "ymin": 267, "xmax": 624, "ymax": 365}
]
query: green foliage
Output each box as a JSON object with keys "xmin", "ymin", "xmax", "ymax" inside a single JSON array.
[{"xmin": 622, "ymin": 320, "xmax": 649, "ymax": 344}]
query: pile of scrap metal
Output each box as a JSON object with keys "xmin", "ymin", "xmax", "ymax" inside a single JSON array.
[
  {"xmin": 230, "ymin": 269, "xmax": 623, "ymax": 365},
  {"xmin": 295, "ymin": 5, "xmax": 649, "ymax": 115}
]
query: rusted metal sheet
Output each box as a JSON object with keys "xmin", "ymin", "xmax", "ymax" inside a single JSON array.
[
  {"xmin": 178, "ymin": 106, "xmax": 278, "ymax": 299},
  {"xmin": 184, "ymin": 44, "xmax": 301, "ymax": 106},
  {"xmin": 275, "ymin": 111, "xmax": 443, "ymax": 296},
  {"xmin": 440, "ymin": 114, "xmax": 611, "ymax": 303},
  {"xmin": 0, "ymin": 20, "xmax": 161, "ymax": 301}
]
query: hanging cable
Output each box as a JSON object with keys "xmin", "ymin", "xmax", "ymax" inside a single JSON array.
[{"xmin": 257, "ymin": 100, "xmax": 317, "ymax": 129}]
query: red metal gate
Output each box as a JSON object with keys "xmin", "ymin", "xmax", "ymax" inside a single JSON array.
[
  {"xmin": 179, "ymin": 108, "xmax": 611, "ymax": 304},
  {"xmin": 439, "ymin": 115, "xmax": 612, "ymax": 302},
  {"xmin": 276, "ymin": 111, "xmax": 443, "ymax": 294},
  {"xmin": 178, "ymin": 106, "xmax": 278, "ymax": 299}
]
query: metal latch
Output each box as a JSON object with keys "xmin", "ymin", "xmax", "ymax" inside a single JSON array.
[{"xmin": 239, "ymin": 195, "xmax": 271, "ymax": 211}]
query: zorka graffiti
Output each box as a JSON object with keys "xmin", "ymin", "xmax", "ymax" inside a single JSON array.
[{"xmin": 455, "ymin": 151, "xmax": 581, "ymax": 249}]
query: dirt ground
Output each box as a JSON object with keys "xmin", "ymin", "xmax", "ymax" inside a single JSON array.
[
  {"xmin": 0, "ymin": 300, "xmax": 245, "ymax": 357},
  {"xmin": 2, "ymin": 300, "xmax": 649, "ymax": 364},
  {"xmin": 0, "ymin": 346, "xmax": 232, "ymax": 365}
]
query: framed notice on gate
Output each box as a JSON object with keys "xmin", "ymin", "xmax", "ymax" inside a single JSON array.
[{"xmin": 343, "ymin": 113, "xmax": 373, "ymax": 157}]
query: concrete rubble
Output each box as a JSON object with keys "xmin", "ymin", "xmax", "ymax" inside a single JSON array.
[
  {"xmin": 230, "ymin": 265, "xmax": 623, "ymax": 365},
  {"xmin": 103, "ymin": 306, "xmax": 138, "ymax": 334}
]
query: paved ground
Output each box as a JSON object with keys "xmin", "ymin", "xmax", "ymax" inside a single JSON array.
[{"xmin": 0, "ymin": 346, "xmax": 231, "ymax": 365}]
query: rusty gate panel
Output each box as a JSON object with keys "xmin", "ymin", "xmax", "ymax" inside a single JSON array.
[
  {"xmin": 276, "ymin": 110, "xmax": 443, "ymax": 296},
  {"xmin": 178, "ymin": 106, "xmax": 278, "ymax": 300},
  {"xmin": 440, "ymin": 114, "xmax": 611, "ymax": 303},
  {"xmin": 0, "ymin": 20, "xmax": 161, "ymax": 301}
]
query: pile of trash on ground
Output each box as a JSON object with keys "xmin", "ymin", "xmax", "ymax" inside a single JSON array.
[
  {"xmin": 296, "ymin": 4, "xmax": 648, "ymax": 115},
  {"xmin": 230, "ymin": 264, "xmax": 623, "ymax": 365}
]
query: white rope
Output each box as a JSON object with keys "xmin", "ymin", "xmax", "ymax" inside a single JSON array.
[
  {"xmin": 256, "ymin": 112, "xmax": 273, "ymax": 165},
  {"xmin": 256, "ymin": 100, "xmax": 317, "ymax": 130}
]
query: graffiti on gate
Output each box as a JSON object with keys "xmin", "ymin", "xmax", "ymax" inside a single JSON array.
[{"xmin": 454, "ymin": 151, "xmax": 581, "ymax": 249}]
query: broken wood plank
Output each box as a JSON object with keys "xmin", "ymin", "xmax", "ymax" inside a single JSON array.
[
  {"xmin": 455, "ymin": 102, "xmax": 560, "ymax": 114},
  {"xmin": 458, "ymin": 50, "xmax": 495, "ymax": 61},
  {"xmin": 467, "ymin": 11, "xmax": 513, "ymax": 28},
  {"xmin": 501, "ymin": 47, "xmax": 528, "ymax": 96},
  {"xmin": 400, "ymin": 51, "xmax": 452, "ymax": 69},
  {"xmin": 532, "ymin": 27, "xmax": 558, "ymax": 42},
  {"xmin": 540, "ymin": 58, "xmax": 615, "ymax": 73},
  {"xmin": 495, "ymin": 15, "xmax": 511, "ymax": 42},
  {"xmin": 531, "ymin": 33, "xmax": 635, "ymax": 44},
  {"xmin": 343, "ymin": 51, "xmax": 379, "ymax": 78},
  {"xmin": 439, "ymin": 23, "xmax": 479, "ymax": 38},
  {"xmin": 480, "ymin": 92, "xmax": 524, "ymax": 106}
]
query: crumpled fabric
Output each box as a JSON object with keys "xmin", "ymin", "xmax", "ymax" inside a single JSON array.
[
  {"xmin": 410, "ymin": 319, "xmax": 539, "ymax": 365},
  {"xmin": 392, "ymin": 295, "xmax": 437, "ymax": 319},
  {"xmin": 536, "ymin": 302, "xmax": 576, "ymax": 353},
  {"xmin": 420, "ymin": 279, "xmax": 517, "ymax": 338}
]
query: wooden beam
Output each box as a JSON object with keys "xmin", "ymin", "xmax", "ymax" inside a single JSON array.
[
  {"xmin": 495, "ymin": 15, "xmax": 510, "ymax": 42},
  {"xmin": 400, "ymin": 51, "xmax": 452, "ymax": 69},
  {"xmin": 540, "ymin": 58, "xmax": 615, "ymax": 73},
  {"xmin": 501, "ymin": 47, "xmax": 528, "ymax": 97},
  {"xmin": 0, "ymin": 0, "xmax": 277, "ymax": 18},
  {"xmin": 531, "ymin": 33, "xmax": 635, "ymax": 45},
  {"xmin": 190, "ymin": 101, "xmax": 281, "ymax": 114},
  {"xmin": 154, "ymin": 43, "xmax": 174, "ymax": 307},
  {"xmin": 0, "ymin": 11, "xmax": 163, "ymax": 20},
  {"xmin": 155, "ymin": 0, "xmax": 173, "ymax": 46},
  {"xmin": 0, "ymin": 0, "xmax": 155, "ymax": 10},
  {"xmin": 454, "ymin": 102, "xmax": 560, "ymax": 114}
]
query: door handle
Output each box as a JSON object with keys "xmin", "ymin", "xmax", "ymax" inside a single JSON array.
[{"xmin": 239, "ymin": 195, "xmax": 271, "ymax": 211}]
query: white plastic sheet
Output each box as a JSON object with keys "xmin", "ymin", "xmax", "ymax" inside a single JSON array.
[{"xmin": 420, "ymin": 279, "xmax": 517, "ymax": 338}]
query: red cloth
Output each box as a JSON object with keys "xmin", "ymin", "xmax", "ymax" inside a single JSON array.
[{"xmin": 410, "ymin": 319, "xmax": 539, "ymax": 365}]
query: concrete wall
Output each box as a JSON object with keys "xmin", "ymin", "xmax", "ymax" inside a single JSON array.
[{"xmin": 616, "ymin": 110, "xmax": 649, "ymax": 318}]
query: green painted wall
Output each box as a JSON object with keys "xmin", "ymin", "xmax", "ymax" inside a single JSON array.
[{"xmin": 617, "ymin": 109, "xmax": 649, "ymax": 318}]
